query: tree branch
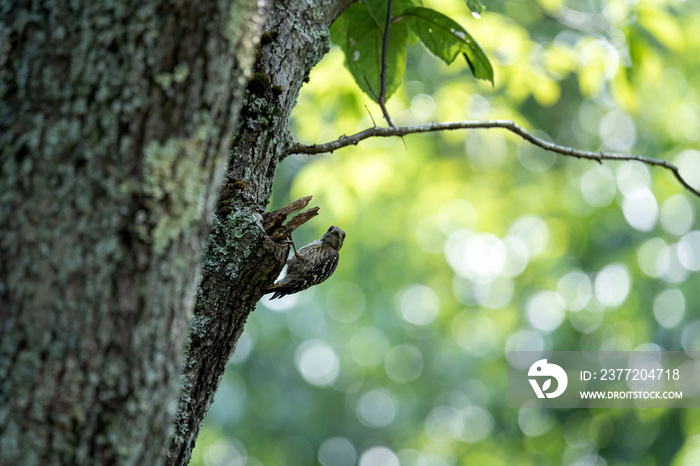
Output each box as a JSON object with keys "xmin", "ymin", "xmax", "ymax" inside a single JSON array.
[
  {"xmin": 284, "ymin": 119, "xmax": 700, "ymax": 198},
  {"xmin": 378, "ymin": 0, "xmax": 395, "ymax": 127},
  {"xmin": 263, "ymin": 196, "xmax": 320, "ymax": 242}
]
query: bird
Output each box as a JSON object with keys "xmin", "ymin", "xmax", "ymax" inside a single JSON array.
[{"xmin": 266, "ymin": 225, "xmax": 346, "ymax": 299}]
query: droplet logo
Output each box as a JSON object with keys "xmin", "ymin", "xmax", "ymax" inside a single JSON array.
[{"xmin": 528, "ymin": 359, "xmax": 568, "ymax": 398}]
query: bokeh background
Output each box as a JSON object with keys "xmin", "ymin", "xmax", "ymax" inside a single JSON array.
[{"xmin": 191, "ymin": 0, "xmax": 700, "ymax": 464}]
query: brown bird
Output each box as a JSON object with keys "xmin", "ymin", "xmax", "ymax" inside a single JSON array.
[{"xmin": 266, "ymin": 226, "xmax": 346, "ymax": 299}]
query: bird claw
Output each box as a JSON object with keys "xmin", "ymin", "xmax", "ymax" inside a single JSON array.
[{"xmin": 282, "ymin": 236, "xmax": 301, "ymax": 259}]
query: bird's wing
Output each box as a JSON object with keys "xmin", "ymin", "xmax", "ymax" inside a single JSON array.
[
  {"xmin": 285, "ymin": 241, "xmax": 321, "ymax": 274},
  {"xmin": 271, "ymin": 249, "xmax": 339, "ymax": 292}
]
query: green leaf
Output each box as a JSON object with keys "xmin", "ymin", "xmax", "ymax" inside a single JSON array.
[
  {"xmin": 403, "ymin": 7, "xmax": 494, "ymax": 85},
  {"xmin": 341, "ymin": 1, "xmax": 409, "ymax": 101},
  {"xmin": 465, "ymin": 0, "xmax": 485, "ymax": 16},
  {"xmin": 329, "ymin": 10, "xmax": 347, "ymax": 47}
]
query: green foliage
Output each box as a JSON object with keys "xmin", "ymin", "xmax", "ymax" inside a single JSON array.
[
  {"xmin": 343, "ymin": 0, "xmax": 409, "ymax": 99},
  {"xmin": 332, "ymin": 0, "xmax": 493, "ymax": 101},
  {"xmin": 464, "ymin": 0, "xmax": 485, "ymax": 16},
  {"xmin": 403, "ymin": 7, "xmax": 493, "ymax": 84}
]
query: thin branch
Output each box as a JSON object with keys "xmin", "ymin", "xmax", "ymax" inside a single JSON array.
[
  {"xmin": 284, "ymin": 120, "xmax": 700, "ymax": 198},
  {"xmin": 364, "ymin": 105, "xmax": 378, "ymax": 127},
  {"xmin": 378, "ymin": 0, "xmax": 395, "ymax": 127}
]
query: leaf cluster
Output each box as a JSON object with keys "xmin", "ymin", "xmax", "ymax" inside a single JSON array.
[{"xmin": 331, "ymin": 0, "xmax": 493, "ymax": 101}]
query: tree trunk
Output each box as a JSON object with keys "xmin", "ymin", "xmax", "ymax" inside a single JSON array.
[
  {"xmin": 0, "ymin": 0, "xmax": 269, "ymax": 464},
  {"xmin": 164, "ymin": 1, "xmax": 355, "ymax": 464}
]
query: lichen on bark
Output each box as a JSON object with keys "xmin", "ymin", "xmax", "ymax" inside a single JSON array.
[
  {"xmin": 164, "ymin": 0, "xmax": 356, "ymax": 464},
  {"xmin": 0, "ymin": 0, "xmax": 270, "ymax": 464}
]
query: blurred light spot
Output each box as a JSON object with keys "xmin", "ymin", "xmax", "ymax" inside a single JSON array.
[
  {"xmin": 261, "ymin": 291, "xmax": 302, "ymax": 312},
  {"xmin": 384, "ymin": 344, "xmax": 424, "ymax": 383},
  {"xmin": 208, "ymin": 372, "xmax": 247, "ymax": 424},
  {"xmin": 518, "ymin": 405, "xmax": 555, "ymax": 437},
  {"xmin": 398, "ymin": 284, "xmax": 440, "ymax": 326},
  {"xmin": 667, "ymin": 104, "xmax": 700, "ymax": 143},
  {"xmin": 451, "ymin": 313, "xmax": 498, "ymax": 356},
  {"xmin": 578, "ymin": 100, "xmax": 603, "ymax": 135},
  {"xmin": 663, "ymin": 243, "xmax": 691, "ymax": 283},
  {"xmin": 506, "ymin": 331, "xmax": 546, "ymax": 369},
  {"xmin": 229, "ymin": 332, "xmax": 253, "ymax": 364},
  {"xmin": 599, "ymin": 109, "xmax": 636, "ymax": 151},
  {"xmin": 464, "ymin": 233, "xmax": 505, "ymax": 279},
  {"xmin": 327, "ymin": 282, "xmax": 366, "ymax": 323},
  {"xmin": 410, "ymin": 94, "xmax": 435, "ymax": 119},
  {"xmin": 582, "ymin": 37, "xmax": 617, "ymax": 70},
  {"xmin": 501, "ymin": 237, "xmax": 530, "ymax": 277},
  {"xmin": 451, "ymin": 275, "xmax": 476, "ymax": 305},
  {"xmin": 653, "ymin": 288, "xmax": 685, "ymax": 329},
  {"xmin": 204, "ymin": 439, "xmax": 247, "ymax": 466},
  {"xmin": 636, "ymin": 238, "xmax": 670, "ymax": 278},
  {"xmin": 580, "ymin": 165, "xmax": 616, "ymax": 207},
  {"xmin": 563, "ymin": 413, "xmax": 592, "ymax": 449},
  {"xmin": 567, "ymin": 453, "xmax": 605, "ymax": 466},
  {"xmin": 358, "ymin": 447, "xmax": 399, "ymax": 466},
  {"xmin": 568, "ymin": 309, "xmax": 604, "ymax": 334},
  {"xmin": 495, "ymin": 44, "xmax": 518, "ymax": 67},
  {"xmin": 356, "ymin": 389, "xmax": 397, "ymax": 428},
  {"xmin": 444, "ymin": 231, "xmax": 470, "ymax": 275},
  {"xmin": 465, "ymin": 132, "xmax": 507, "ymax": 170},
  {"xmin": 415, "ymin": 215, "xmax": 445, "ymax": 254},
  {"xmin": 452, "ymin": 274, "xmax": 515, "ymax": 308},
  {"xmin": 682, "ymin": 321, "xmax": 700, "ymax": 353},
  {"xmin": 616, "ymin": 163, "xmax": 651, "ymax": 197},
  {"xmin": 295, "ymin": 339, "xmax": 340, "ymax": 387},
  {"xmin": 674, "ymin": 149, "xmax": 700, "ymax": 190},
  {"xmin": 526, "ymin": 291, "xmax": 566, "ymax": 332},
  {"xmin": 318, "ymin": 437, "xmax": 357, "ymax": 466},
  {"xmin": 424, "ymin": 406, "xmax": 463, "ymax": 442},
  {"xmin": 445, "ymin": 232, "xmax": 506, "ymax": 283},
  {"xmin": 556, "ymin": 271, "xmax": 592, "ymax": 311},
  {"xmin": 594, "ymin": 263, "xmax": 631, "ymax": 308},
  {"xmin": 397, "ymin": 449, "xmax": 450, "ymax": 466},
  {"xmin": 275, "ymin": 436, "xmax": 313, "ymax": 466},
  {"xmin": 660, "ymin": 195, "xmax": 694, "ymax": 236},
  {"xmin": 517, "ymin": 141, "xmax": 557, "ymax": 172},
  {"xmin": 460, "ymin": 406, "xmax": 494, "ymax": 442},
  {"xmin": 437, "ymin": 198, "xmax": 477, "ymax": 233},
  {"xmin": 622, "ymin": 187, "xmax": 658, "ymax": 231},
  {"xmin": 674, "ymin": 434, "xmax": 700, "ymax": 466},
  {"xmin": 287, "ymin": 306, "xmax": 327, "ymax": 339},
  {"xmin": 508, "ymin": 215, "xmax": 549, "ymax": 259},
  {"xmin": 481, "ymin": 276, "xmax": 516, "ymax": 308},
  {"xmin": 456, "ymin": 380, "xmax": 491, "ymax": 407},
  {"xmin": 349, "ymin": 327, "xmax": 390, "ymax": 367},
  {"xmin": 678, "ymin": 231, "xmax": 700, "ymax": 271},
  {"xmin": 590, "ymin": 414, "xmax": 615, "ymax": 448},
  {"xmin": 466, "ymin": 94, "xmax": 491, "ymax": 118}
]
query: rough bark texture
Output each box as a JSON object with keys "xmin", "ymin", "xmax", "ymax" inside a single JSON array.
[
  {"xmin": 0, "ymin": 0, "xmax": 268, "ymax": 464},
  {"xmin": 164, "ymin": 0, "xmax": 355, "ymax": 464}
]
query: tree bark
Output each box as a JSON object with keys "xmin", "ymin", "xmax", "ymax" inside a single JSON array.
[
  {"xmin": 164, "ymin": 0, "xmax": 355, "ymax": 464},
  {"xmin": 0, "ymin": 0, "xmax": 269, "ymax": 464}
]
